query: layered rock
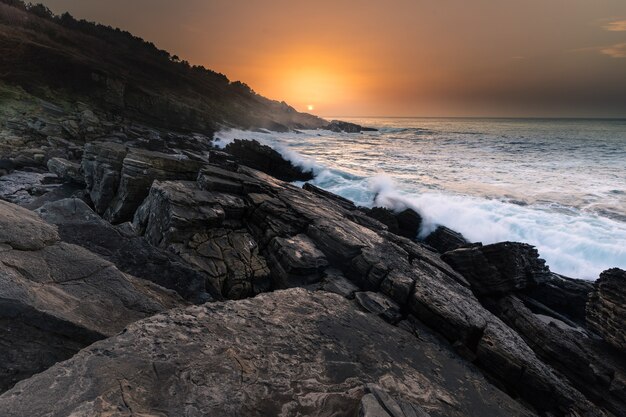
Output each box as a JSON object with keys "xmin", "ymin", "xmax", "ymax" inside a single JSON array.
[
  {"xmin": 0, "ymin": 289, "xmax": 536, "ymax": 417},
  {"xmin": 442, "ymin": 242, "xmax": 551, "ymax": 295},
  {"xmin": 363, "ymin": 206, "xmax": 422, "ymax": 239},
  {"xmin": 325, "ymin": 119, "xmax": 378, "ymax": 133},
  {"xmin": 524, "ymin": 273, "xmax": 594, "ymax": 323},
  {"xmin": 223, "ymin": 139, "xmax": 314, "ymax": 182},
  {"xmin": 0, "ymin": 199, "xmax": 184, "ymax": 393},
  {"xmin": 82, "ymin": 142, "xmax": 205, "ymax": 223},
  {"xmin": 46, "ymin": 157, "xmax": 84, "ymax": 185},
  {"xmin": 424, "ymin": 225, "xmax": 469, "ymax": 253},
  {"xmin": 133, "ymin": 180, "xmax": 271, "ymax": 299},
  {"xmin": 587, "ymin": 268, "xmax": 626, "ymax": 351},
  {"xmin": 36, "ymin": 198, "xmax": 213, "ymax": 302}
]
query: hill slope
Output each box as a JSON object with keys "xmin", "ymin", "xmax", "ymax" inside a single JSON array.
[{"xmin": 0, "ymin": 0, "xmax": 326, "ymax": 133}]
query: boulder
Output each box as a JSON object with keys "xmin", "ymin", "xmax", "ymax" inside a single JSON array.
[
  {"xmin": 267, "ymin": 233, "xmax": 329, "ymax": 287},
  {"xmin": 423, "ymin": 225, "xmax": 468, "ymax": 253},
  {"xmin": 442, "ymin": 242, "xmax": 551, "ymax": 295},
  {"xmin": 491, "ymin": 295, "xmax": 626, "ymax": 416},
  {"xmin": 46, "ymin": 157, "xmax": 84, "ymax": 185},
  {"xmin": 363, "ymin": 207, "xmax": 422, "ymax": 239},
  {"xmin": 82, "ymin": 142, "xmax": 206, "ymax": 223},
  {"xmin": 36, "ymin": 198, "xmax": 214, "ymax": 302},
  {"xmin": 223, "ymin": 139, "xmax": 313, "ymax": 182},
  {"xmin": 586, "ymin": 268, "xmax": 626, "ymax": 351},
  {"xmin": 325, "ymin": 120, "xmax": 377, "ymax": 133},
  {"xmin": 104, "ymin": 148, "xmax": 205, "ymax": 223},
  {"xmin": 355, "ymin": 291, "xmax": 403, "ymax": 324},
  {"xmin": 0, "ymin": 200, "xmax": 184, "ymax": 393},
  {"xmin": 0, "ymin": 290, "xmax": 535, "ymax": 417},
  {"xmin": 524, "ymin": 273, "xmax": 594, "ymax": 323}
]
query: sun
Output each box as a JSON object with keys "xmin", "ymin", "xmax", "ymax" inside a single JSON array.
[{"xmin": 307, "ymin": 104, "xmax": 315, "ymax": 111}]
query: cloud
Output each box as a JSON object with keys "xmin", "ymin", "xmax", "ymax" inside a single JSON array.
[
  {"xmin": 603, "ymin": 19, "xmax": 626, "ymax": 31},
  {"xmin": 600, "ymin": 42, "xmax": 626, "ymax": 58}
]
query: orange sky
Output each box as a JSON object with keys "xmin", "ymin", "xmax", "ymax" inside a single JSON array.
[{"xmin": 41, "ymin": 0, "xmax": 626, "ymax": 117}]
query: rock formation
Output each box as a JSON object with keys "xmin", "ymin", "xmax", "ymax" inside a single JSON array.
[
  {"xmin": 0, "ymin": 290, "xmax": 536, "ymax": 417},
  {"xmin": 0, "ymin": 200, "xmax": 184, "ymax": 393},
  {"xmin": 587, "ymin": 268, "xmax": 626, "ymax": 351}
]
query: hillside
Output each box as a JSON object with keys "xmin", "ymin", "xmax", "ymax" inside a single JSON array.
[{"xmin": 0, "ymin": 0, "xmax": 326, "ymax": 133}]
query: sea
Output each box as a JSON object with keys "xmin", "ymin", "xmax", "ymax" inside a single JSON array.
[{"xmin": 215, "ymin": 117, "xmax": 626, "ymax": 280}]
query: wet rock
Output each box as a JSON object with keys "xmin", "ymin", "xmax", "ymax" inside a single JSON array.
[
  {"xmin": 423, "ymin": 226, "xmax": 468, "ymax": 253},
  {"xmin": 364, "ymin": 207, "xmax": 401, "ymax": 234},
  {"xmin": 396, "ymin": 208, "xmax": 422, "ymax": 239},
  {"xmin": 36, "ymin": 198, "xmax": 213, "ymax": 302},
  {"xmin": 0, "ymin": 290, "xmax": 536, "ymax": 417},
  {"xmin": 363, "ymin": 207, "xmax": 422, "ymax": 239},
  {"xmin": 524, "ymin": 273, "xmax": 594, "ymax": 323},
  {"xmin": 223, "ymin": 139, "xmax": 314, "ymax": 181},
  {"xmin": 325, "ymin": 119, "xmax": 377, "ymax": 133},
  {"xmin": 442, "ymin": 242, "xmax": 551, "ymax": 295},
  {"xmin": 587, "ymin": 268, "xmax": 626, "ymax": 351},
  {"xmin": 0, "ymin": 199, "xmax": 184, "ymax": 393},
  {"xmin": 303, "ymin": 182, "xmax": 357, "ymax": 211}
]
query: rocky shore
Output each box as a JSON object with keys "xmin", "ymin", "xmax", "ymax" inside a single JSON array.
[
  {"xmin": 0, "ymin": 102, "xmax": 624, "ymax": 417},
  {"xmin": 0, "ymin": 2, "xmax": 625, "ymax": 416}
]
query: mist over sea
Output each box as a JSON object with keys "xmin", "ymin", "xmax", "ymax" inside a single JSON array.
[{"xmin": 216, "ymin": 117, "xmax": 626, "ymax": 279}]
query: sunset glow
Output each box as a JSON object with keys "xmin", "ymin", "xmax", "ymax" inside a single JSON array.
[{"xmin": 39, "ymin": 0, "xmax": 626, "ymax": 117}]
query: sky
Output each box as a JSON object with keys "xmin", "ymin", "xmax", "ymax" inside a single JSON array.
[{"xmin": 40, "ymin": 0, "xmax": 626, "ymax": 118}]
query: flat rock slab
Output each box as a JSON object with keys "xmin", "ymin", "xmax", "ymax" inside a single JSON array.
[{"xmin": 0, "ymin": 289, "xmax": 535, "ymax": 417}]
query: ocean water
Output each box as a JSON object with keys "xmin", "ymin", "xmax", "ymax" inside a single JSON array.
[{"xmin": 215, "ymin": 118, "xmax": 626, "ymax": 279}]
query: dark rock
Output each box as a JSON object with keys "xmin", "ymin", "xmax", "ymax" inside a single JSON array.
[
  {"xmin": 46, "ymin": 157, "xmax": 84, "ymax": 185},
  {"xmin": 82, "ymin": 142, "xmax": 205, "ymax": 223},
  {"xmin": 303, "ymin": 182, "xmax": 357, "ymax": 211},
  {"xmin": 104, "ymin": 148, "xmax": 205, "ymax": 223},
  {"xmin": 355, "ymin": 291, "xmax": 403, "ymax": 324},
  {"xmin": 0, "ymin": 159, "xmax": 15, "ymax": 175},
  {"xmin": 36, "ymin": 198, "xmax": 213, "ymax": 302},
  {"xmin": 267, "ymin": 233, "xmax": 328, "ymax": 287},
  {"xmin": 81, "ymin": 141, "xmax": 127, "ymax": 215},
  {"xmin": 133, "ymin": 180, "xmax": 270, "ymax": 299},
  {"xmin": 365, "ymin": 207, "xmax": 401, "ymax": 234},
  {"xmin": 396, "ymin": 208, "xmax": 422, "ymax": 239},
  {"xmin": 491, "ymin": 295, "xmax": 626, "ymax": 417},
  {"xmin": 442, "ymin": 242, "xmax": 551, "ymax": 295},
  {"xmin": 318, "ymin": 268, "xmax": 360, "ymax": 298},
  {"xmin": 587, "ymin": 268, "xmax": 626, "ymax": 351},
  {"xmin": 0, "ymin": 199, "xmax": 184, "ymax": 393},
  {"xmin": 423, "ymin": 226, "xmax": 468, "ymax": 253},
  {"xmin": 223, "ymin": 139, "xmax": 313, "ymax": 182},
  {"xmin": 363, "ymin": 207, "xmax": 422, "ymax": 239},
  {"xmin": 359, "ymin": 384, "xmax": 432, "ymax": 417},
  {"xmin": 0, "ymin": 290, "xmax": 536, "ymax": 417},
  {"xmin": 325, "ymin": 119, "xmax": 377, "ymax": 133},
  {"xmin": 524, "ymin": 273, "xmax": 594, "ymax": 323}
]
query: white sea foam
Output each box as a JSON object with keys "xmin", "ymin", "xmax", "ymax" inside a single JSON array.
[{"xmin": 215, "ymin": 121, "xmax": 626, "ymax": 279}]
